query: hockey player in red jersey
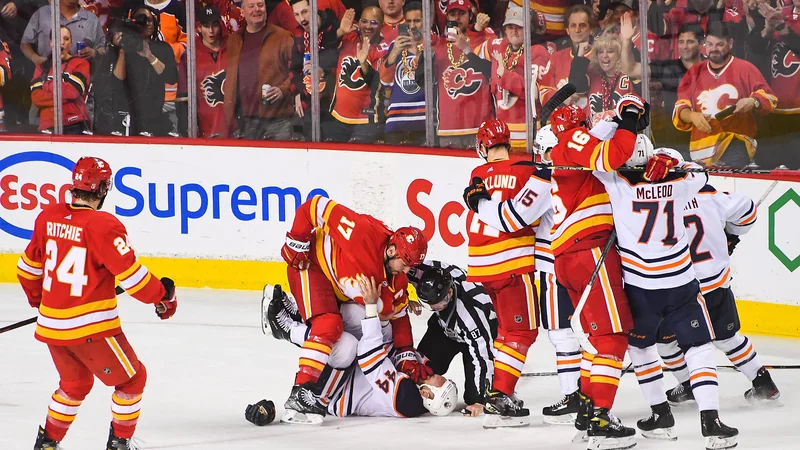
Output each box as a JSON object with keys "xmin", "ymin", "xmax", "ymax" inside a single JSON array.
[
  {"xmin": 463, "ymin": 119, "xmax": 538, "ymax": 427},
  {"xmin": 547, "ymin": 96, "xmax": 645, "ymax": 448},
  {"xmin": 279, "ymin": 195, "xmax": 430, "ymax": 423},
  {"xmin": 18, "ymin": 157, "xmax": 177, "ymax": 450}
]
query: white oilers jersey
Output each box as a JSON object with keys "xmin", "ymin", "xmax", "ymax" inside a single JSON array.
[
  {"xmin": 475, "ymin": 169, "xmax": 554, "ymax": 272},
  {"xmin": 683, "ymin": 185, "xmax": 757, "ymax": 294},
  {"xmin": 593, "ymin": 164, "xmax": 708, "ymax": 289},
  {"xmin": 327, "ymin": 318, "xmax": 409, "ymax": 418}
]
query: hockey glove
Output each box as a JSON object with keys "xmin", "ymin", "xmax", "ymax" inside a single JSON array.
[
  {"xmin": 281, "ymin": 232, "xmax": 312, "ymax": 270},
  {"xmin": 726, "ymin": 231, "xmax": 741, "ymax": 256},
  {"xmin": 394, "ymin": 348, "xmax": 434, "ymax": 383},
  {"xmin": 463, "ymin": 177, "xmax": 491, "ymax": 213},
  {"xmin": 615, "ymin": 94, "xmax": 647, "ymax": 120},
  {"xmin": 155, "ymin": 277, "xmax": 177, "ymax": 320},
  {"xmin": 643, "ymin": 153, "xmax": 679, "ymax": 182},
  {"xmin": 615, "ymin": 94, "xmax": 649, "ymax": 133},
  {"xmin": 245, "ymin": 399, "xmax": 276, "ymax": 426}
]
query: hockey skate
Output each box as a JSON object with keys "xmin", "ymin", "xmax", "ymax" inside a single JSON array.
[
  {"xmin": 33, "ymin": 426, "xmax": 60, "ymax": 450},
  {"xmin": 106, "ymin": 424, "xmax": 139, "ymax": 450},
  {"xmin": 262, "ymin": 284, "xmax": 300, "ymax": 338},
  {"xmin": 587, "ymin": 408, "xmax": 637, "ymax": 450},
  {"xmin": 482, "ymin": 389, "xmax": 530, "ymax": 428},
  {"xmin": 666, "ymin": 380, "xmax": 694, "ymax": 406},
  {"xmin": 572, "ymin": 391, "xmax": 591, "ymax": 443},
  {"xmin": 744, "ymin": 367, "xmax": 780, "ymax": 402},
  {"xmin": 637, "ymin": 401, "xmax": 676, "ymax": 441},
  {"xmin": 700, "ymin": 410, "xmax": 738, "ymax": 450},
  {"xmin": 542, "ymin": 390, "xmax": 580, "ymax": 425},
  {"xmin": 282, "ymin": 383, "xmax": 326, "ymax": 425}
]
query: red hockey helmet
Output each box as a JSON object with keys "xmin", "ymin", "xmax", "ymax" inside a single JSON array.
[
  {"xmin": 550, "ymin": 104, "xmax": 587, "ymax": 135},
  {"xmin": 72, "ymin": 156, "xmax": 113, "ymax": 193},
  {"xmin": 475, "ymin": 119, "xmax": 511, "ymax": 159},
  {"xmin": 388, "ymin": 227, "xmax": 428, "ymax": 266}
]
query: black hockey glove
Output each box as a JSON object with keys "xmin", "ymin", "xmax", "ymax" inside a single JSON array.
[
  {"xmin": 726, "ymin": 231, "xmax": 741, "ymax": 256},
  {"xmin": 245, "ymin": 399, "xmax": 276, "ymax": 426},
  {"xmin": 463, "ymin": 177, "xmax": 491, "ymax": 213}
]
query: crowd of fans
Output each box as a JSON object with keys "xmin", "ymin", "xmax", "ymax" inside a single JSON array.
[{"xmin": 0, "ymin": 0, "xmax": 798, "ymax": 168}]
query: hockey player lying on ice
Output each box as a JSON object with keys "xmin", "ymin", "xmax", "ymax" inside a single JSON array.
[{"xmin": 246, "ymin": 277, "xmax": 458, "ymax": 425}]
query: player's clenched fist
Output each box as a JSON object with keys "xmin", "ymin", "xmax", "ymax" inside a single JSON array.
[
  {"xmin": 155, "ymin": 277, "xmax": 177, "ymax": 320},
  {"xmin": 644, "ymin": 153, "xmax": 679, "ymax": 182},
  {"xmin": 282, "ymin": 232, "xmax": 311, "ymax": 270},
  {"xmin": 245, "ymin": 399, "xmax": 276, "ymax": 426},
  {"xmin": 394, "ymin": 348, "xmax": 434, "ymax": 383},
  {"xmin": 463, "ymin": 177, "xmax": 491, "ymax": 212}
]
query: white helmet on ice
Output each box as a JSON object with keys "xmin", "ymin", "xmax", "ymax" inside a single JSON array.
[
  {"xmin": 654, "ymin": 147, "xmax": 685, "ymax": 165},
  {"xmin": 624, "ymin": 133, "xmax": 654, "ymax": 168},
  {"xmin": 534, "ymin": 125, "xmax": 558, "ymax": 163},
  {"xmin": 422, "ymin": 379, "xmax": 458, "ymax": 416}
]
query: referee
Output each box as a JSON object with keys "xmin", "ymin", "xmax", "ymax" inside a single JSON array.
[{"xmin": 409, "ymin": 261, "xmax": 497, "ymax": 415}]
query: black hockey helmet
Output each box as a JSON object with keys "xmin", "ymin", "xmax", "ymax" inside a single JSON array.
[{"xmin": 416, "ymin": 268, "xmax": 454, "ymax": 307}]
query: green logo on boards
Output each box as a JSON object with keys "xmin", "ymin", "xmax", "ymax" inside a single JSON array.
[{"xmin": 768, "ymin": 188, "xmax": 800, "ymax": 272}]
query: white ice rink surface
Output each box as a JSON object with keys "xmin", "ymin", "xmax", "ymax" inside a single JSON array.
[{"xmin": 2, "ymin": 286, "xmax": 798, "ymax": 450}]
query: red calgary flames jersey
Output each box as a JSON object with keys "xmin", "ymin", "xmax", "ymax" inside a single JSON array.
[
  {"xmin": 330, "ymin": 33, "xmax": 388, "ymax": 125},
  {"xmin": 539, "ymin": 46, "xmax": 574, "ymax": 107},
  {"xmin": 17, "ymin": 203, "xmax": 167, "ymax": 346},
  {"xmin": 510, "ymin": 0, "xmax": 569, "ymax": 35},
  {"xmin": 467, "ymin": 159, "xmax": 536, "ymax": 282},
  {"xmin": 30, "ymin": 57, "xmax": 91, "ymax": 131},
  {"xmin": 768, "ymin": 7, "xmax": 800, "ymax": 113},
  {"xmin": 549, "ymin": 127, "xmax": 636, "ymax": 255},
  {"xmin": 673, "ymin": 57, "xmax": 776, "ymax": 163},
  {"xmin": 587, "ymin": 72, "xmax": 638, "ymax": 123},
  {"xmin": 178, "ymin": 37, "xmax": 228, "ymax": 138}
]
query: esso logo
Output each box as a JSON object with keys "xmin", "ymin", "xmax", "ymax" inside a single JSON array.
[
  {"xmin": 406, "ymin": 178, "xmax": 467, "ymax": 247},
  {"xmin": 0, "ymin": 151, "xmax": 75, "ymax": 239}
]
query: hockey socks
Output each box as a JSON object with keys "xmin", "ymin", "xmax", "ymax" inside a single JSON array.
[
  {"xmin": 715, "ymin": 333, "xmax": 761, "ymax": 381},
  {"xmin": 657, "ymin": 340, "xmax": 690, "ymax": 384},
  {"xmin": 629, "ymin": 345, "xmax": 668, "ymax": 406},
  {"xmin": 586, "ymin": 334, "xmax": 627, "ymax": 410},
  {"xmin": 493, "ymin": 332, "xmax": 535, "ymax": 395},
  {"xmin": 548, "ymin": 328, "xmax": 581, "ymax": 396},
  {"xmin": 685, "ymin": 343, "xmax": 720, "ymax": 412}
]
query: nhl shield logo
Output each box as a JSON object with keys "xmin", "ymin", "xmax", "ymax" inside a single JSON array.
[
  {"xmin": 691, "ymin": 320, "xmax": 699, "ymax": 328},
  {"xmin": 727, "ymin": 323, "xmax": 734, "ymax": 331},
  {"xmin": 103, "ymin": 368, "xmax": 111, "ymax": 375},
  {"xmin": 514, "ymin": 315, "xmax": 522, "ymax": 323},
  {"xmin": 591, "ymin": 322, "xmax": 597, "ymax": 331}
]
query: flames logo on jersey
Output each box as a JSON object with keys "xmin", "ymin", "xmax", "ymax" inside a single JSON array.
[
  {"xmin": 771, "ymin": 42, "xmax": 800, "ymax": 79},
  {"xmin": 697, "ymin": 84, "xmax": 739, "ymax": 116},
  {"xmin": 442, "ymin": 66, "xmax": 483, "ymax": 99},
  {"xmin": 201, "ymin": 70, "xmax": 226, "ymax": 107},
  {"xmin": 589, "ymin": 91, "xmax": 622, "ymax": 118},
  {"xmin": 339, "ymin": 56, "xmax": 368, "ymax": 91}
]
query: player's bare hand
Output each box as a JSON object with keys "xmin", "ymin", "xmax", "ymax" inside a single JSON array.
[
  {"xmin": 464, "ymin": 403, "xmax": 484, "ymax": 417},
  {"xmin": 407, "ymin": 299, "xmax": 422, "ymax": 315},
  {"xmin": 733, "ymin": 97, "xmax": 756, "ymax": 115},
  {"xmin": 358, "ymin": 276, "xmax": 380, "ymax": 305},
  {"xmin": 475, "ymin": 13, "xmax": 490, "ymax": 32},
  {"xmin": 690, "ymin": 111, "xmax": 713, "ymax": 134}
]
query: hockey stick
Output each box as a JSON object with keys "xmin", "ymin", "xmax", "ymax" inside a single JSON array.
[
  {"xmin": 514, "ymin": 162, "xmax": 774, "ymax": 175},
  {"xmin": 755, "ymin": 180, "xmax": 779, "ymax": 208},
  {"xmin": 522, "ymin": 362, "xmax": 634, "ymax": 378},
  {"xmin": 720, "ymin": 364, "xmax": 800, "ymax": 370},
  {"xmin": 522, "ymin": 363, "xmax": 800, "ymax": 377},
  {"xmin": 570, "ymin": 229, "xmax": 618, "ymax": 356},
  {"xmin": 539, "ymin": 83, "xmax": 577, "ymax": 127}
]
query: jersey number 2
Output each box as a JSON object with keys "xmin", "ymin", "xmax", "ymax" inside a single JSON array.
[{"xmin": 42, "ymin": 240, "xmax": 89, "ymax": 297}]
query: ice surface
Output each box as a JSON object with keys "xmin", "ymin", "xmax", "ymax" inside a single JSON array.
[{"xmin": 1, "ymin": 286, "xmax": 797, "ymax": 449}]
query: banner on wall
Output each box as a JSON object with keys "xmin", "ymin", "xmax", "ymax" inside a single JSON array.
[{"xmin": 0, "ymin": 140, "xmax": 798, "ymax": 306}]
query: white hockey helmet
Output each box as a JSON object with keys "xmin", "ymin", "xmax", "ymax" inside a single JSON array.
[
  {"xmin": 624, "ymin": 133, "xmax": 655, "ymax": 168},
  {"xmin": 422, "ymin": 379, "xmax": 458, "ymax": 416},
  {"xmin": 654, "ymin": 147, "xmax": 685, "ymax": 165},
  {"xmin": 534, "ymin": 125, "xmax": 559, "ymax": 163}
]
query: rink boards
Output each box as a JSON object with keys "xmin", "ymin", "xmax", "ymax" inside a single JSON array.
[{"xmin": 0, "ymin": 137, "xmax": 798, "ymax": 336}]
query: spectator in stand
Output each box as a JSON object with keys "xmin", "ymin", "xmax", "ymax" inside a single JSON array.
[
  {"xmin": 539, "ymin": 4, "xmax": 595, "ymax": 110},
  {"xmin": 650, "ymin": 0, "xmax": 748, "ymax": 58},
  {"xmin": 416, "ymin": 0, "xmax": 494, "ymax": 148},
  {"xmin": 0, "ymin": 36, "xmax": 10, "ymax": 132},
  {"xmin": 177, "ymin": 6, "xmax": 227, "ymax": 138},
  {"xmin": 30, "ymin": 26, "xmax": 90, "ymax": 134},
  {"xmin": 379, "ymin": 0, "xmax": 405, "ymax": 43},
  {"xmin": 122, "ymin": 5, "xmax": 178, "ymax": 136},
  {"xmin": 269, "ymin": 0, "xmax": 346, "ymax": 34},
  {"xmin": 224, "ymin": 0, "xmax": 294, "ymax": 140},
  {"xmin": 570, "ymin": 32, "xmax": 640, "ymax": 124},
  {"xmin": 746, "ymin": 0, "xmax": 800, "ymax": 169},
  {"xmin": 508, "ymin": 0, "xmax": 578, "ymax": 37},
  {"xmin": 326, "ymin": 6, "xmax": 388, "ymax": 142},
  {"xmin": 199, "ymin": 0, "xmax": 246, "ymax": 33},
  {"xmin": 90, "ymin": 21, "xmax": 129, "ymax": 135},
  {"xmin": 21, "ymin": 0, "xmax": 105, "ymax": 66},
  {"xmin": 600, "ymin": 0, "xmax": 670, "ymax": 65},
  {"xmin": 382, "ymin": 0, "xmax": 425, "ymax": 145},
  {"xmin": 1, "ymin": 0, "xmax": 43, "ymax": 132},
  {"xmin": 288, "ymin": 0, "xmax": 351, "ymax": 139},
  {"xmin": 674, "ymin": 22, "xmax": 776, "ymax": 167},
  {"xmin": 482, "ymin": 5, "xmax": 551, "ymax": 150}
]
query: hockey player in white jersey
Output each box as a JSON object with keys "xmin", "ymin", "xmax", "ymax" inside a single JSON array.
[
  {"xmin": 593, "ymin": 147, "xmax": 738, "ymax": 449},
  {"xmin": 250, "ymin": 280, "xmax": 457, "ymax": 424},
  {"xmin": 658, "ymin": 185, "xmax": 780, "ymax": 406},
  {"xmin": 462, "ymin": 125, "xmax": 583, "ymax": 426}
]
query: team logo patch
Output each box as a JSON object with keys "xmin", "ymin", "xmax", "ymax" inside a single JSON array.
[
  {"xmin": 691, "ymin": 320, "xmax": 699, "ymax": 329},
  {"xmin": 339, "ymin": 56, "xmax": 368, "ymax": 90},
  {"xmin": 771, "ymin": 42, "xmax": 800, "ymax": 79},
  {"xmin": 201, "ymin": 70, "xmax": 226, "ymax": 107},
  {"xmin": 442, "ymin": 66, "xmax": 483, "ymax": 99},
  {"xmin": 514, "ymin": 315, "xmax": 522, "ymax": 323}
]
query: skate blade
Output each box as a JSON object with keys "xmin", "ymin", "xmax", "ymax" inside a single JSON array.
[
  {"xmin": 482, "ymin": 414, "xmax": 530, "ymax": 429},
  {"xmin": 280, "ymin": 410, "xmax": 323, "ymax": 425},
  {"xmin": 705, "ymin": 435, "xmax": 737, "ymax": 450},
  {"xmin": 572, "ymin": 430, "xmax": 588, "ymax": 443},
  {"xmin": 746, "ymin": 391, "xmax": 783, "ymax": 406},
  {"xmin": 667, "ymin": 399, "xmax": 695, "ymax": 407},
  {"xmin": 261, "ymin": 284, "xmax": 274, "ymax": 335},
  {"xmin": 588, "ymin": 435, "xmax": 637, "ymax": 450},
  {"xmin": 641, "ymin": 428, "xmax": 677, "ymax": 441},
  {"xmin": 542, "ymin": 413, "xmax": 576, "ymax": 426}
]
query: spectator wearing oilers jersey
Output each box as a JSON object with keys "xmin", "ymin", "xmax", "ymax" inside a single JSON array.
[
  {"xmin": 415, "ymin": 0, "xmax": 494, "ymax": 148},
  {"xmin": 326, "ymin": 6, "xmax": 388, "ymax": 143},
  {"xmin": 223, "ymin": 0, "xmax": 294, "ymax": 140},
  {"xmin": 674, "ymin": 22, "xmax": 776, "ymax": 167},
  {"xmin": 746, "ymin": 0, "xmax": 800, "ymax": 169},
  {"xmin": 20, "ymin": 156, "xmax": 177, "ymax": 450},
  {"xmin": 30, "ymin": 26, "xmax": 90, "ymax": 134},
  {"xmin": 268, "ymin": 0, "xmax": 346, "ymax": 35},
  {"xmin": 177, "ymin": 6, "xmax": 227, "ymax": 138}
]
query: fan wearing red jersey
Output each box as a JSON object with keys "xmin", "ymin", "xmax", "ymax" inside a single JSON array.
[
  {"xmin": 548, "ymin": 96, "xmax": 644, "ymax": 448},
  {"xmin": 464, "ymin": 120, "xmax": 538, "ymax": 427},
  {"xmin": 19, "ymin": 157, "xmax": 177, "ymax": 450},
  {"xmin": 279, "ymin": 196, "xmax": 430, "ymax": 424}
]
